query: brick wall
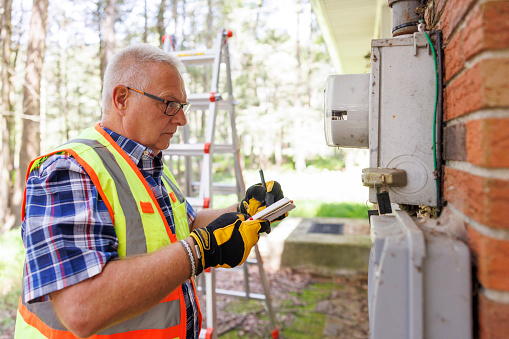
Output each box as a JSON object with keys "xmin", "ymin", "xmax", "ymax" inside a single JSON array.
[{"xmin": 428, "ymin": 0, "xmax": 509, "ymax": 338}]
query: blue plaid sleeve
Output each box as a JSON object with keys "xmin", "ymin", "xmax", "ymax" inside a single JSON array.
[
  {"xmin": 22, "ymin": 153, "xmax": 119, "ymax": 303},
  {"xmin": 186, "ymin": 201, "xmax": 196, "ymax": 229}
]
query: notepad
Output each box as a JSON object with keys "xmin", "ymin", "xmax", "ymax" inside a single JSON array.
[{"xmin": 250, "ymin": 197, "xmax": 296, "ymax": 222}]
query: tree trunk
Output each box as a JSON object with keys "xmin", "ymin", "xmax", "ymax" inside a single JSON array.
[
  {"xmin": 171, "ymin": 0, "xmax": 178, "ymax": 48},
  {"xmin": 293, "ymin": 0, "xmax": 306, "ymax": 172},
  {"xmin": 143, "ymin": 0, "xmax": 148, "ymax": 43},
  {"xmin": 157, "ymin": 0, "xmax": 167, "ymax": 48},
  {"xmin": 1, "ymin": 0, "xmax": 13, "ymax": 230},
  {"xmin": 100, "ymin": 0, "xmax": 116, "ymax": 95},
  {"xmin": 16, "ymin": 0, "xmax": 49, "ymax": 226}
]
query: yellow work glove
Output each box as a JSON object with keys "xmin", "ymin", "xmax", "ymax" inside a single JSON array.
[
  {"xmin": 237, "ymin": 181, "xmax": 286, "ymax": 222},
  {"xmin": 190, "ymin": 212, "xmax": 270, "ymax": 272}
]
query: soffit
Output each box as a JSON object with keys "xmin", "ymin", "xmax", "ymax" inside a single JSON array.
[{"xmin": 311, "ymin": 0, "xmax": 380, "ymax": 74}]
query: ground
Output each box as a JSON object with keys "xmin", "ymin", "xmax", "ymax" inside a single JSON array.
[{"xmin": 198, "ymin": 265, "xmax": 369, "ymax": 338}]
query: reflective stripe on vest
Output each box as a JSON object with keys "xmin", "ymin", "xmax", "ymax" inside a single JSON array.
[{"xmin": 16, "ymin": 123, "xmax": 199, "ymax": 338}]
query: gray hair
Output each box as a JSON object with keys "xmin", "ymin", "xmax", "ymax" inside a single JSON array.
[{"xmin": 101, "ymin": 44, "xmax": 186, "ymax": 115}]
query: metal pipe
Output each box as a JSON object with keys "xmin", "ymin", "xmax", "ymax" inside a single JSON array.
[{"xmin": 388, "ymin": 0, "xmax": 421, "ymax": 36}]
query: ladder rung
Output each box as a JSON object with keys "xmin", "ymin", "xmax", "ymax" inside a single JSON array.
[
  {"xmin": 172, "ymin": 49, "xmax": 216, "ymax": 65},
  {"xmin": 189, "ymin": 182, "xmax": 237, "ymax": 195},
  {"xmin": 163, "ymin": 143, "xmax": 237, "ymax": 156},
  {"xmin": 190, "ymin": 101, "xmax": 230, "ymax": 111},
  {"xmin": 213, "ymin": 184, "xmax": 237, "ymax": 195},
  {"xmin": 188, "ymin": 92, "xmax": 222, "ymax": 102},
  {"xmin": 186, "ymin": 197, "xmax": 210, "ymax": 209},
  {"xmin": 212, "ymin": 183, "xmax": 238, "ymax": 195},
  {"xmin": 214, "ymin": 288, "xmax": 266, "ymax": 300},
  {"xmin": 187, "ymin": 93, "xmax": 230, "ymax": 111}
]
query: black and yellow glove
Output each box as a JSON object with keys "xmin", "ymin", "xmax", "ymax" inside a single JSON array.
[
  {"xmin": 190, "ymin": 212, "xmax": 271, "ymax": 271},
  {"xmin": 237, "ymin": 181, "xmax": 286, "ymax": 221}
]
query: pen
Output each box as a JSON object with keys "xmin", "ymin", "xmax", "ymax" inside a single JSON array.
[
  {"xmin": 259, "ymin": 167, "xmax": 274, "ymax": 206},
  {"xmin": 259, "ymin": 167, "xmax": 267, "ymax": 189}
]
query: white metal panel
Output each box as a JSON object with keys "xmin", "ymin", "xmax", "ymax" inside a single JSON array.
[
  {"xmin": 368, "ymin": 212, "xmax": 472, "ymax": 339},
  {"xmin": 369, "ymin": 33, "xmax": 437, "ymax": 205}
]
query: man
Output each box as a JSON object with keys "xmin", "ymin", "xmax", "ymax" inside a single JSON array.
[{"xmin": 15, "ymin": 44, "xmax": 284, "ymax": 338}]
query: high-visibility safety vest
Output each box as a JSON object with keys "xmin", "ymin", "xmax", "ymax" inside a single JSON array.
[{"xmin": 15, "ymin": 123, "xmax": 201, "ymax": 339}]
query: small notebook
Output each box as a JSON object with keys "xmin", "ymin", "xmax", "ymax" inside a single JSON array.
[{"xmin": 250, "ymin": 197, "xmax": 296, "ymax": 222}]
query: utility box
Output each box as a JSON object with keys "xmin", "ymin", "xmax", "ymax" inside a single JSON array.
[
  {"xmin": 324, "ymin": 32, "xmax": 438, "ymax": 206},
  {"xmin": 368, "ymin": 211, "xmax": 472, "ymax": 339},
  {"xmin": 368, "ymin": 33, "xmax": 437, "ymax": 206}
]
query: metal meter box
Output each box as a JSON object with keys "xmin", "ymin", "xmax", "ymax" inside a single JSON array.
[
  {"xmin": 368, "ymin": 211, "xmax": 472, "ymax": 339},
  {"xmin": 324, "ymin": 74, "xmax": 369, "ymax": 148},
  {"xmin": 369, "ymin": 33, "xmax": 437, "ymax": 206},
  {"xmin": 324, "ymin": 33, "xmax": 439, "ymax": 206}
]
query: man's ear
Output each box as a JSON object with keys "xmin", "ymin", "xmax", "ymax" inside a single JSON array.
[{"xmin": 112, "ymin": 85, "xmax": 129, "ymax": 114}]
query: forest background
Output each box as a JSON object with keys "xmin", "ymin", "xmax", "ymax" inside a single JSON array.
[{"xmin": 0, "ymin": 0, "xmax": 370, "ymax": 232}]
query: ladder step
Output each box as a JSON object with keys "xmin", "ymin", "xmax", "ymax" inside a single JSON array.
[
  {"xmin": 189, "ymin": 182, "xmax": 237, "ymax": 195},
  {"xmin": 187, "ymin": 93, "xmax": 230, "ymax": 111},
  {"xmin": 172, "ymin": 48, "xmax": 227, "ymax": 66},
  {"xmin": 214, "ymin": 288, "xmax": 266, "ymax": 300},
  {"xmin": 162, "ymin": 143, "xmax": 237, "ymax": 156},
  {"xmin": 186, "ymin": 197, "xmax": 211, "ymax": 209},
  {"xmin": 188, "ymin": 92, "xmax": 223, "ymax": 102}
]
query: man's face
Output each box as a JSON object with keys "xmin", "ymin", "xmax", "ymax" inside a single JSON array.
[{"xmin": 122, "ymin": 63, "xmax": 187, "ymax": 154}]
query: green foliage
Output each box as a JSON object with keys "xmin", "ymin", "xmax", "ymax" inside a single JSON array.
[
  {"xmin": 258, "ymin": 28, "xmax": 291, "ymax": 45},
  {"xmin": 0, "ymin": 228, "xmax": 24, "ymax": 336},
  {"xmin": 306, "ymin": 154, "xmax": 345, "ymax": 171}
]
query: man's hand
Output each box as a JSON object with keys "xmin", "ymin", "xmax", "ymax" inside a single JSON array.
[
  {"xmin": 190, "ymin": 212, "xmax": 270, "ymax": 271},
  {"xmin": 237, "ymin": 181, "xmax": 285, "ymax": 220}
]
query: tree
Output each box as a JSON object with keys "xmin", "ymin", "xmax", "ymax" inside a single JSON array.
[
  {"xmin": 157, "ymin": 0, "xmax": 167, "ymax": 48},
  {"xmin": 1, "ymin": 0, "xmax": 13, "ymax": 230},
  {"xmin": 15, "ymin": 0, "xmax": 49, "ymax": 226},
  {"xmin": 99, "ymin": 0, "xmax": 116, "ymax": 92}
]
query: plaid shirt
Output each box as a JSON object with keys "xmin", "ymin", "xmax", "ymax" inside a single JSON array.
[{"xmin": 22, "ymin": 127, "xmax": 200, "ymax": 338}]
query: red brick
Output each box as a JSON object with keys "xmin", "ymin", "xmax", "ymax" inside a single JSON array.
[
  {"xmin": 444, "ymin": 166, "xmax": 509, "ymax": 229},
  {"xmin": 484, "ymin": 2, "xmax": 509, "ymax": 49},
  {"xmin": 463, "ymin": 2, "xmax": 484, "ymax": 60},
  {"xmin": 441, "ymin": 0, "xmax": 476, "ymax": 41},
  {"xmin": 468, "ymin": 226, "xmax": 509, "ymax": 290},
  {"xmin": 444, "ymin": 28, "xmax": 465, "ymax": 81},
  {"xmin": 444, "ymin": 58, "xmax": 509, "ymax": 120},
  {"xmin": 464, "ymin": 2, "xmax": 509, "ymax": 60},
  {"xmin": 467, "ymin": 119, "xmax": 509, "ymax": 168},
  {"xmin": 444, "ymin": 63, "xmax": 483, "ymax": 119},
  {"xmin": 479, "ymin": 290, "xmax": 509, "ymax": 339},
  {"xmin": 483, "ymin": 58, "xmax": 509, "ymax": 107}
]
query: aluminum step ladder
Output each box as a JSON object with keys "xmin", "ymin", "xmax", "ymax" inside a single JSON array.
[{"xmin": 161, "ymin": 28, "xmax": 279, "ymax": 339}]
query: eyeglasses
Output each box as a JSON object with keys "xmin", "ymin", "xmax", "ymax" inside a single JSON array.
[{"xmin": 126, "ymin": 86, "xmax": 191, "ymax": 116}]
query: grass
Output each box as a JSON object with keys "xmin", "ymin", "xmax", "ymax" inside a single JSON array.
[
  {"xmin": 218, "ymin": 281, "xmax": 336, "ymax": 338},
  {"xmin": 279, "ymin": 283, "xmax": 334, "ymax": 338},
  {"xmin": 291, "ymin": 200, "xmax": 368, "ymax": 219}
]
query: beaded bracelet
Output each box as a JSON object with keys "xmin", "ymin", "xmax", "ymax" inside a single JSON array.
[
  {"xmin": 191, "ymin": 237, "xmax": 203, "ymax": 275},
  {"xmin": 180, "ymin": 240, "xmax": 196, "ymax": 278}
]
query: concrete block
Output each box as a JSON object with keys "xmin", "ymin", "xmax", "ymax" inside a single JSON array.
[{"xmin": 280, "ymin": 217, "xmax": 371, "ymax": 275}]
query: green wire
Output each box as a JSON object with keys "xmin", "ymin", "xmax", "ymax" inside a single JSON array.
[{"xmin": 424, "ymin": 31, "xmax": 439, "ymax": 207}]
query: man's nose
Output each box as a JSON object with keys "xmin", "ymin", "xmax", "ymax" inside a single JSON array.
[{"xmin": 171, "ymin": 108, "xmax": 187, "ymax": 126}]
